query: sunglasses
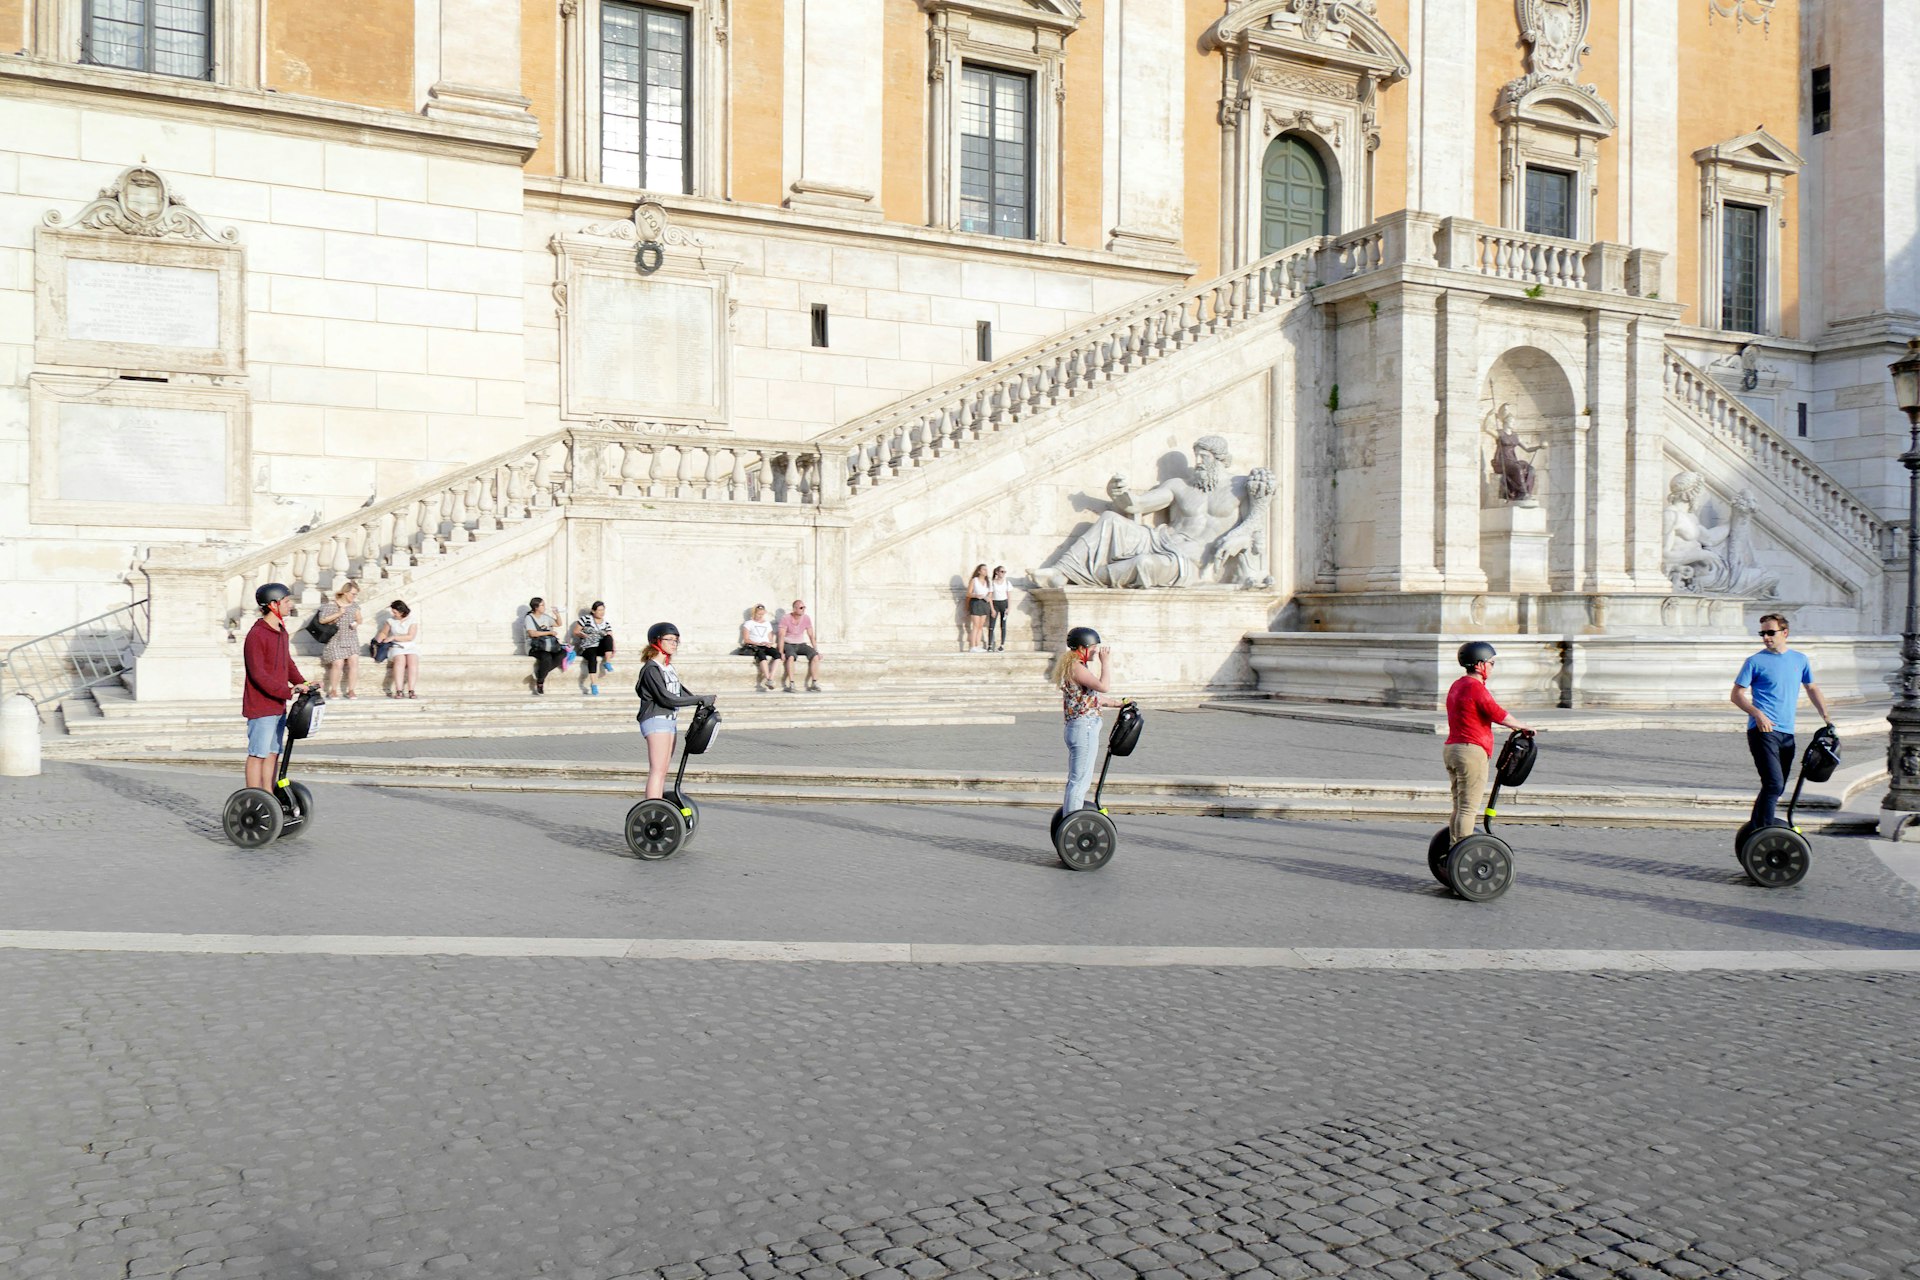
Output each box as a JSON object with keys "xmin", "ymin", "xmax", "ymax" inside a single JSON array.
[{"xmin": 1758, "ymin": 629, "xmax": 1782, "ymax": 637}]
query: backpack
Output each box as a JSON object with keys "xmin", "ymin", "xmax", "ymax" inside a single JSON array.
[
  {"xmin": 1495, "ymin": 731, "xmax": 1538, "ymax": 788},
  {"xmin": 1800, "ymin": 725, "xmax": 1841, "ymax": 784}
]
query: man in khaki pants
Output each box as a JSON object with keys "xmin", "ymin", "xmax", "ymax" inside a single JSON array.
[{"xmin": 1443, "ymin": 642, "xmax": 1535, "ymax": 842}]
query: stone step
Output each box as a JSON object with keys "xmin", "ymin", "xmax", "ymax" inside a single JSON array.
[{"xmin": 100, "ymin": 750, "xmax": 1884, "ymax": 832}]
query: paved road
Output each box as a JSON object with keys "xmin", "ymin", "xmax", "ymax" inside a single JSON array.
[
  {"xmin": 317, "ymin": 708, "xmax": 1861, "ymax": 794},
  {"xmin": 3, "ymin": 763, "xmax": 1918, "ymax": 1280}
]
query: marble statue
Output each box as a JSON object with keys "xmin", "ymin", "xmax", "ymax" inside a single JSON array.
[
  {"xmin": 1031, "ymin": 436, "xmax": 1267, "ymax": 589},
  {"xmin": 1662, "ymin": 471, "xmax": 1780, "ymax": 598},
  {"xmin": 1485, "ymin": 404, "xmax": 1542, "ymax": 505}
]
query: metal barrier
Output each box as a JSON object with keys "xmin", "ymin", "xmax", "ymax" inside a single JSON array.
[{"xmin": 0, "ymin": 599, "xmax": 150, "ymax": 706}]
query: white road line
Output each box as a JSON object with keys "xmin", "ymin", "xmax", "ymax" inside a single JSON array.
[{"xmin": 1, "ymin": 931, "xmax": 1918, "ymax": 971}]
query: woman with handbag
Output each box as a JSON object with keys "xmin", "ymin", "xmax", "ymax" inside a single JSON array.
[
  {"xmin": 316, "ymin": 581, "xmax": 362, "ymax": 700},
  {"xmin": 526, "ymin": 596, "xmax": 564, "ymax": 695}
]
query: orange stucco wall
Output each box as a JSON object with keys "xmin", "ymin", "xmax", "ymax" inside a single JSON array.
[
  {"xmin": 0, "ymin": 1, "xmax": 23, "ymax": 55},
  {"xmin": 1371, "ymin": 0, "xmax": 1411, "ymax": 220},
  {"xmin": 729, "ymin": 2, "xmax": 784, "ymax": 205},
  {"xmin": 266, "ymin": 0, "xmax": 412, "ymax": 110},
  {"xmin": 521, "ymin": 0, "xmax": 560, "ymax": 178},
  {"xmin": 880, "ymin": 0, "xmax": 927, "ymax": 226},
  {"xmin": 1061, "ymin": 0, "xmax": 1105, "ymax": 250},
  {"xmin": 1675, "ymin": 0, "xmax": 1802, "ymax": 335},
  {"xmin": 1181, "ymin": 0, "xmax": 1222, "ymax": 277}
]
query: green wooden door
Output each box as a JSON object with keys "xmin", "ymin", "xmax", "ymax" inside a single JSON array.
[{"xmin": 1261, "ymin": 136, "xmax": 1330, "ymax": 255}]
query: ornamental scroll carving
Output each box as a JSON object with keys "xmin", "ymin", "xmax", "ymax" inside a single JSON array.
[
  {"xmin": 42, "ymin": 166, "xmax": 236, "ymax": 244},
  {"xmin": 1263, "ymin": 107, "xmax": 1343, "ymax": 149},
  {"xmin": 1503, "ymin": 0, "xmax": 1598, "ymax": 104},
  {"xmin": 574, "ymin": 200, "xmax": 706, "ymax": 248},
  {"xmin": 1707, "ymin": 0, "xmax": 1775, "ymax": 32}
]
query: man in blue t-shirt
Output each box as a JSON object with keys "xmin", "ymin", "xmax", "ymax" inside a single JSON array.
[{"xmin": 1730, "ymin": 613, "xmax": 1833, "ymax": 827}]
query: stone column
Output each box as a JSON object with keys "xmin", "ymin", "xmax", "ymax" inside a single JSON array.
[
  {"xmin": 1585, "ymin": 311, "xmax": 1635, "ymax": 590},
  {"xmin": 422, "ymin": 0, "xmax": 536, "ymax": 130},
  {"xmin": 1368, "ymin": 285, "xmax": 1445, "ymax": 591},
  {"xmin": 1409, "ymin": 0, "xmax": 1475, "ymax": 218},
  {"xmin": 785, "ymin": 0, "xmax": 885, "ymax": 219},
  {"xmin": 132, "ymin": 547, "xmax": 238, "ymax": 702},
  {"xmin": 1622, "ymin": 0, "xmax": 1679, "ymax": 260},
  {"xmin": 1624, "ymin": 316, "xmax": 1671, "ymax": 592},
  {"xmin": 1436, "ymin": 289, "xmax": 1490, "ymax": 591},
  {"xmin": 1105, "ymin": 0, "xmax": 1184, "ymax": 262}
]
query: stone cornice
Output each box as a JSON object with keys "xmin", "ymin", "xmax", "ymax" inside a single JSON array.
[
  {"xmin": 0, "ymin": 56, "xmax": 540, "ymax": 162},
  {"xmin": 524, "ymin": 177, "xmax": 1197, "ymax": 281}
]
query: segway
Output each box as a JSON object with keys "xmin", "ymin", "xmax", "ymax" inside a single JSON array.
[
  {"xmin": 1733, "ymin": 724, "xmax": 1838, "ymax": 889},
  {"xmin": 625, "ymin": 700, "xmax": 720, "ymax": 860},
  {"xmin": 222, "ymin": 687, "xmax": 324, "ymax": 848},
  {"xmin": 1428, "ymin": 728, "xmax": 1537, "ymax": 902},
  {"xmin": 1051, "ymin": 701, "xmax": 1144, "ymax": 871}
]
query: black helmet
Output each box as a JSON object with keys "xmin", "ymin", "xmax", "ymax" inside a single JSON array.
[
  {"xmin": 1066, "ymin": 626, "xmax": 1102, "ymax": 651},
  {"xmin": 255, "ymin": 582, "xmax": 292, "ymax": 608},
  {"xmin": 647, "ymin": 621, "xmax": 681, "ymax": 646},
  {"xmin": 1457, "ymin": 640, "xmax": 1497, "ymax": 670}
]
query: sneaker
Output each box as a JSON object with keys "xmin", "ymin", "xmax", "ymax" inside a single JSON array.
[
  {"xmin": 589, "ymin": 684, "xmax": 600, "ymax": 696},
  {"xmin": 784, "ymin": 681, "xmax": 796, "ymax": 693},
  {"xmin": 807, "ymin": 680, "xmax": 822, "ymax": 693},
  {"xmin": 969, "ymin": 645, "xmax": 985, "ymax": 653},
  {"xmin": 603, "ymin": 662, "xmax": 614, "ymax": 674}
]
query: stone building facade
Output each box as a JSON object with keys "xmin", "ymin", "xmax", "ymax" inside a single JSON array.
[{"xmin": 0, "ymin": 0, "xmax": 1914, "ymax": 707}]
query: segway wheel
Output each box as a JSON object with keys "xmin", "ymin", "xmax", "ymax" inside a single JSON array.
[
  {"xmin": 625, "ymin": 798, "xmax": 687, "ymax": 861},
  {"xmin": 1734, "ymin": 819, "xmax": 1758, "ymax": 863},
  {"xmin": 1056, "ymin": 809, "xmax": 1117, "ymax": 871},
  {"xmin": 277, "ymin": 782, "xmax": 315, "ymax": 840},
  {"xmin": 1740, "ymin": 826, "xmax": 1810, "ymax": 888},
  {"xmin": 1049, "ymin": 808, "xmax": 1066, "ymax": 847},
  {"xmin": 223, "ymin": 788, "xmax": 284, "ymax": 848},
  {"xmin": 1427, "ymin": 827, "xmax": 1453, "ymax": 886},
  {"xmin": 1446, "ymin": 834, "xmax": 1515, "ymax": 902}
]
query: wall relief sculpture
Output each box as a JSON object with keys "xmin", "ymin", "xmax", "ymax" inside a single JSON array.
[
  {"xmin": 1662, "ymin": 470, "xmax": 1781, "ymax": 599},
  {"xmin": 1031, "ymin": 436, "xmax": 1272, "ymax": 589},
  {"xmin": 1504, "ymin": 0, "xmax": 1598, "ymax": 103},
  {"xmin": 42, "ymin": 166, "xmax": 236, "ymax": 244}
]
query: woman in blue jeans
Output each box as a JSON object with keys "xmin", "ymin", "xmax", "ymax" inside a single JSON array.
[{"xmin": 1048, "ymin": 625, "xmax": 1124, "ymax": 817}]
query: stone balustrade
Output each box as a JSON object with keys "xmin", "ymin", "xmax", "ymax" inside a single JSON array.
[
  {"xmin": 569, "ymin": 430, "xmax": 823, "ymax": 506},
  {"xmin": 1663, "ymin": 348, "xmax": 1889, "ymax": 558}
]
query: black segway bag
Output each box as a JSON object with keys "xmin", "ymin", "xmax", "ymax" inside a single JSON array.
[
  {"xmin": 284, "ymin": 689, "xmax": 326, "ymax": 741},
  {"xmin": 683, "ymin": 702, "xmax": 721, "ymax": 755},
  {"xmin": 1800, "ymin": 725, "xmax": 1840, "ymax": 784},
  {"xmin": 1494, "ymin": 731, "xmax": 1537, "ymax": 788},
  {"xmin": 1107, "ymin": 702, "xmax": 1144, "ymax": 757}
]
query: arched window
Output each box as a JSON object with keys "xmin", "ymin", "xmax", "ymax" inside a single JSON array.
[{"xmin": 1260, "ymin": 135, "xmax": 1330, "ymax": 254}]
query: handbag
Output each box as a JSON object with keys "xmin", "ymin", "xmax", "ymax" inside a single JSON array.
[
  {"xmin": 305, "ymin": 609, "xmax": 340, "ymax": 647},
  {"xmin": 371, "ymin": 639, "xmax": 393, "ymax": 662}
]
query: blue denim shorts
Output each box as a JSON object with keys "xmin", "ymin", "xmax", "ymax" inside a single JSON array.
[
  {"xmin": 639, "ymin": 714, "xmax": 678, "ymax": 738},
  {"xmin": 246, "ymin": 714, "xmax": 287, "ymax": 757}
]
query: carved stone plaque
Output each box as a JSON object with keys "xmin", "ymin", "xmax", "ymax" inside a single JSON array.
[
  {"xmin": 56, "ymin": 402, "xmax": 229, "ymax": 507},
  {"xmin": 64, "ymin": 259, "xmax": 221, "ymax": 350},
  {"xmin": 29, "ymin": 375, "xmax": 250, "ymax": 530},
  {"xmin": 571, "ymin": 272, "xmax": 721, "ymax": 420}
]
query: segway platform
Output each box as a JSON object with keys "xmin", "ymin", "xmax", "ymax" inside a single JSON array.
[
  {"xmin": 1733, "ymin": 724, "xmax": 1837, "ymax": 888},
  {"xmin": 626, "ymin": 700, "xmax": 719, "ymax": 860},
  {"xmin": 1429, "ymin": 729, "xmax": 1535, "ymax": 902},
  {"xmin": 1052, "ymin": 701, "xmax": 1143, "ymax": 871},
  {"xmin": 222, "ymin": 688, "xmax": 324, "ymax": 848}
]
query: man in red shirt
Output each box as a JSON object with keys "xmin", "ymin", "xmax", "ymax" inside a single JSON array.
[
  {"xmin": 243, "ymin": 583, "xmax": 312, "ymax": 792},
  {"xmin": 1443, "ymin": 641, "xmax": 1534, "ymax": 843}
]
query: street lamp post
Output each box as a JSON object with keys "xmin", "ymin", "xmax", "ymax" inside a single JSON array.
[{"xmin": 1884, "ymin": 337, "xmax": 1920, "ymax": 814}]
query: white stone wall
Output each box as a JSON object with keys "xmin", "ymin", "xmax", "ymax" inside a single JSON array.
[{"xmin": 0, "ymin": 94, "xmax": 527, "ymax": 638}]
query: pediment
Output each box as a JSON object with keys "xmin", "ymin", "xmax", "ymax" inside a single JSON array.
[
  {"xmin": 921, "ymin": 0, "xmax": 1081, "ymax": 31},
  {"xmin": 1498, "ymin": 79, "xmax": 1617, "ymax": 135},
  {"xmin": 1208, "ymin": 0, "xmax": 1411, "ymax": 82},
  {"xmin": 1694, "ymin": 128, "xmax": 1803, "ymax": 174}
]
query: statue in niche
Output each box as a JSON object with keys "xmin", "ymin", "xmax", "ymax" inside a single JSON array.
[
  {"xmin": 1662, "ymin": 471, "xmax": 1781, "ymax": 599},
  {"xmin": 1031, "ymin": 436, "xmax": 1267, "ymax": 589},
  {"xmin": 1485, "ymin": 403, "xmax": 1543, "ymax": 505}
]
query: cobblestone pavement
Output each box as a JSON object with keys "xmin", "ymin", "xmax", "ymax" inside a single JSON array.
[
  {"xmin": 318, "ymin": 709, "xmax": 1843, "ymax": 794},
  {"xmin": 4, "ymin": 765, "xmax": 1919, "ymax": 1280},
  {"xmin": 1, "ymin": 955, "xmax": 1916, "ymax": 1279},
  {"xmin": 5, "ymin": 763, "xmax": 1920, "ymax": 949}
]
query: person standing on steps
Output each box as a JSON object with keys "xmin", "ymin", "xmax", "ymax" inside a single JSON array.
[
  {"xmin": 989, "ymin": 566, "xmax": 1011, "ymax": 651},
  {"xmin": 1443, "ymin": 642, "xmax": 1534, "ymax": 844},
  {"xmin": 1049, "ymin": 626, "xmax": 1125, "ymax": 820},
  {"xmin": 317, "ymin": 580, "xmax": 362, "ymax": 700},
  {"xmin": 635, "ymin": 622, "xmax": 714, "ymax": 800},
  {"xmin": 571, "ymin": 601, "xmax": 617, "ymax": 695},
  {"xmin": 525, "ymin": 596, "xmax": 564, "ymax": 695},
  {"xmin": 965, "ymin": 564, "xmax": 992, "ymax": 652},
  {"xmin": 243, "ymin": 583, "xmax": 315, "ymax": 794},
  {"xmin": 1731, "ymin": 613, "xmax": 1833, "ymax": 829},
  {"xmin": 778, "ymin": 599, "xmax": 824, "ymax": 692}
]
